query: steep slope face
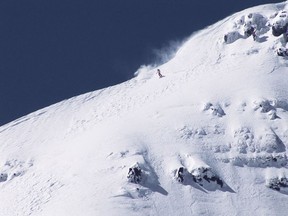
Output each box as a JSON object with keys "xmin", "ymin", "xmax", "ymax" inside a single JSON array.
[{"xmin": 1, "ymin": 2, "xmax": 288, "ymax": 216}]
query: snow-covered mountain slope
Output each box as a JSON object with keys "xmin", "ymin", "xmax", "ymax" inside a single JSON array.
[{"xmin": 1, "ymin": 2, "xmax": 288, "ymax": 216}]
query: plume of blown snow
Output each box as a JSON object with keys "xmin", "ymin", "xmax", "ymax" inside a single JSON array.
[
  {"xmin": 151, "ymin": 39, "xmax": 186, "ymax": 64},
  {"xmin": 134, "ymin": 37, "xmax": 188, "ymax": 79}
]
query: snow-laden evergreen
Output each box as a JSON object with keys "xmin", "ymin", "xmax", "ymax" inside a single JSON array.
[{"xmin": 1, "ymin": 2, "xmax": 288, "ymax": 216}]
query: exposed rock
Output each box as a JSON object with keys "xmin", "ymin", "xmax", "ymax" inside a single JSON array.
[
  {"xmin": 203, "ymin": 103, "xmax": 225, "ymax": 117},
  {"xmin": 176, "ymin": 167, "xmax": 185, "ymax": 183},
  {"xmin": 222, "ymin": 154, "xmax": 288, "ymax": 168},
  {"xmin": 191, "ymin": 167, "xmax": 224, "ymax": 188},
  {"xmin": 267, "ymin": 177, "xmax": 288, "ymax": 191},
  {"xmin": 127, "ymin": 164, "xmax": 142, "ymax": 184},
  {"xmin": 0, "ymin": 173, "xmax": 8, "ymax": 182}
]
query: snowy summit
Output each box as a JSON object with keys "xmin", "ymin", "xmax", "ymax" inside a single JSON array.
[{"xmin": 1, "ymin": 2, "xmax": 288, "ymax": 216}]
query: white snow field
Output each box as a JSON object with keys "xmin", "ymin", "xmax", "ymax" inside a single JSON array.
[{"xmin": 1, "ymin": 2, "xmax": 288, "ymax": 216}]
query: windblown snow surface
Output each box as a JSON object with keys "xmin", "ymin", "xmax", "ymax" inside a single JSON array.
[{"xmin": 1, "ymin": 2, "xmax": 288, "ymax": 216}]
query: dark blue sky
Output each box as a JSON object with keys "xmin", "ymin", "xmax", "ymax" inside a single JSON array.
[{"xmin": 0, "ymin": 0, "xmax": 283, "ymax": 125}]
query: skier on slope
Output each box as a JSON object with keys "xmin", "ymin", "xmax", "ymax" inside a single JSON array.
[{"xmin": 157, "ymin": 69, "xmax": 164, "ymax": 78}]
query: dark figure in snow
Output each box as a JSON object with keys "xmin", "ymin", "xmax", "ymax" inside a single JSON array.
[{"xmin": 157, "ymin": 69, "xmax": 164, "ymax": 78}]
